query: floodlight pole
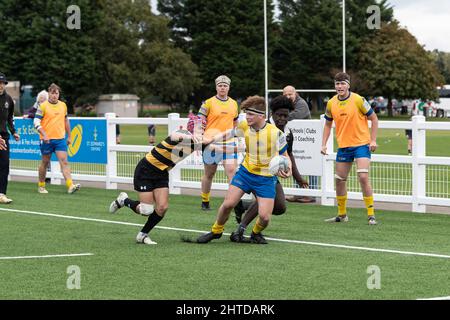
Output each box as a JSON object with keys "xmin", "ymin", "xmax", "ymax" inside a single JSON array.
[{"xmin": 264, "ymin": 0, "xmax": 269, "ymax": 116}]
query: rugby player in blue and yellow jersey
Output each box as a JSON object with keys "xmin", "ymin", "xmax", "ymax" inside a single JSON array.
[
  {"xmin": 321, "ymin": 72, "xmax": 379, "ymax": 225},
  {"xmin": 196, "ymin": 96, "xmax": 292, "ymax": 244}
]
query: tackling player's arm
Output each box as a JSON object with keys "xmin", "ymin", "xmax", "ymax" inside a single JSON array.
[
  {"xmin": 202, "ymin": 127, "xmax": 238, "ymax": 146},
  {"xmin": 209, "ymin": 143, "xmax": 245, "ymax": 154},
  {"xmin": 170, "ymin": 131, "xmax": 199, "ymax": 143}
]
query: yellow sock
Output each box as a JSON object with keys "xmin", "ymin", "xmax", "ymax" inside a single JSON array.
[
  {"xmin": 201, "ymin": 192, "xmax": 210, "ymax": 203},
  {"xmin": 66, "ymin": 179, "xmax": 73, "ymax": 189},
  {"xmin": 336, "ymin": 195, "xmax": 347, "ymax": 216},
  {"xmin": 38, "ymin": 181, "xmax": 45, "ymax": 188},
  {"xmin": 211, "ymin": 221, "xmax": 224, "ymax": 234},
  {"xmin": 363, "ymin": 196, "xmax": 375, "ymax": 217},
  {"xmin": 252, "ymin": 218, "xmax": 266, "ymax": 234}
]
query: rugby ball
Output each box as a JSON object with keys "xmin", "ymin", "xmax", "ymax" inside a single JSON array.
[{"xmin": 269, "ymin": 155, "xmax": 289, "ymax": 175}]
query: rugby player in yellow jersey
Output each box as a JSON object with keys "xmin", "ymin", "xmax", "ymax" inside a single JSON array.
[
  {"xmin": 33, "ymin": 83, "xmax": 80, "ymax": 194},
  {"xmin": 321, "ymin": 72, "xmax": 379, "ymax": 225},
  {"xmin": 109, "ymin": 129, "xmax": 206, "ymax": 245},
  {"xmin": 196, "ymin": 96, "xmax": 292, "ymax": 244},
  {"xmin": 198, "ymin": 75, "xmax": 241, "ymax": 211}
]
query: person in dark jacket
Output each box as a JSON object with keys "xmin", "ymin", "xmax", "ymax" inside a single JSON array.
[{"xmin": 0, "ymin": 73, "xmax": 20, "ymax": 203}]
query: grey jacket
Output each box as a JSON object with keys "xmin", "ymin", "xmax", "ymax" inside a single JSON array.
[{"xmin": 288, "ymin": 95, "xmax": 311, "ymax": 120}]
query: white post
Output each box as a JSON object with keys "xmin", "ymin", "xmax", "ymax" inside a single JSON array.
[
  {"xmin": 320, "ymin": 115, "xmax": 334, "ymax": 206},
  {"xmin": 168, "ymin": 113, "xmax": 181, "ymax": 195},
  {"xmin": 412, "ymin": 115, "xmax": 426, "ymax": 213},
  {"xmin": 264, "ymin": 0, "xmax": 269, "ymax": 116},
  {"xmin": 105, "ymin": 113, "xmax": 117, "ymax": 190},
  {"xmin": 342, "ymin": 0, "xmax": 346, "ymax": 73}
]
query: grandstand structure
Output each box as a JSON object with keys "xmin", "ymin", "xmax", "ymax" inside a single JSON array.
[{"xmin": 9, "ymin": 113, "xmax": 450, "ymax": 214}]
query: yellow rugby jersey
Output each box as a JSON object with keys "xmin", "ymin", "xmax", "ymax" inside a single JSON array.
[
  {"xmin": 324, "ymin": 92, "xmax": 374, "ymax": 148},
  {"xmin": 145, "ymin": 130, "xmax": 196, "ymax": 171},
  {"xmin": 199, "ymin": 96, "xmax": 239, "ymax": 142},
  {"xmin": 35, "ymin": 100, "xmax": 68, "ymax": 139},
  {"xmin": 234, "ymin": 120, "xmax": 288, "ymax": 176}
]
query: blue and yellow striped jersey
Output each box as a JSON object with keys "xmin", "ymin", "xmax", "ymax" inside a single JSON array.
[{"xmin": 234, "ymin": 120, "xmax": 287, "ymax": 176}]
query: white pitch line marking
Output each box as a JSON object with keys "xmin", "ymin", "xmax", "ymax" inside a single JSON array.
[
  {"xmin": 0, "ymin": 253, "xmax": 94, "ymax": 260},
  {"xmin": 417, "ymin": 296, "xmax": 450, "ymax": 300},
  {"xmin": 1, "ymin": 207, "xmax": 450, "ymax": 259}
]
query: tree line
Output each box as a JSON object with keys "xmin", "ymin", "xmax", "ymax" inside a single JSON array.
[{"xmin": 0, "ymin": 0, "xmax": 447, "ymax": 115}]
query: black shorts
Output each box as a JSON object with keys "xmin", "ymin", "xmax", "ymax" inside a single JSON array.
[
  {"xmin": 405, "ymin": 129, "xmax": 412, "ymax": 139},
  {"xmin": 133, "ymin": 158, "xmax": 169, "ymax": 192}
]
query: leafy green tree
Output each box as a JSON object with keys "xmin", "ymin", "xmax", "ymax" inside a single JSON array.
[
  {"xmin": 358, "ymin": 21, "xmax": 444, "ymax": 116},
  {"xmin": 272, "ymin": 0, "xmax": 342, "ymax": 89},
  {"xmin": 158, "ymin": 0, "xmax": 275, "ymax": 104},
  {"xmin": 431, "ymin": 50, "xmax": 450, "ymax": 84},
  {"xmin": 0, "ymin": 0, "xmax": 200, "ymax": 111},
  {"xmin": 273, "ymin": 0, "xmax": 393, "ymax": 90},
  {"xmin": 94, "ymin": 0, "xmax": 200, "ymax": 106},
  {"xmin": 0, "ymin": 0, "xmax": 100, "ymax": 110}
]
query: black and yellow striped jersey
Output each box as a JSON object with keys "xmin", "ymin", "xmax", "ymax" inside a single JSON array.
[{"xmin": 145, "ymin": 130, "xmax": 196, "ymax": 171}]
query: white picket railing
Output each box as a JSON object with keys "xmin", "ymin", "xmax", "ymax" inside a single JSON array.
[{"xmin": 10, "ymin": 114, "xmax": 450, "ymax": 213}]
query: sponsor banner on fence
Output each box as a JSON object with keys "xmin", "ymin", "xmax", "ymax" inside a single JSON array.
[{"xmin": 10, "ymin": 118, "xmax": 107, "ymax": 164}]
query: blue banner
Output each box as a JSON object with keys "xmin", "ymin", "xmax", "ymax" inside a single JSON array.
[{"xmin": 10, "ymin": 118, "xmax": 107, "ymax": 164}]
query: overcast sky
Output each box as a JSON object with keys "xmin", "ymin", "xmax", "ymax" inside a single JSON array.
[
  {"xmin": 388, "ymin": 0, "xmax": 450, "ymax": 52},
  {"xmin": 150, "ymin": 0, "xmax": 450, "ymax": 52}
]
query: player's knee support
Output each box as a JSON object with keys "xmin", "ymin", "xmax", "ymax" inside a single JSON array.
[
  {"xmin": 335, "ymin": 174, "xmax": 347, "ymax": 182},
  {"xmin": 357, "ymin": 168, "xmax": 369, "ymax": 177},
  {"xmin": 138, "ymin": 203, "xmax": 155, "ymax": 216}
]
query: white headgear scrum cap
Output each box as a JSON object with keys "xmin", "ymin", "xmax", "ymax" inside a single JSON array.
[{"xmin": 215, "ymin": 75, "xmax": 231, "ymax": 86}]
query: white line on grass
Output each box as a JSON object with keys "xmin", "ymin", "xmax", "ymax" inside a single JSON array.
[
  {"xmin": 0, "ymin": 253, "xmax": 94, "ymax": 260},
  {"xmin": 417, "ymin": 296, "xmax": 450, "ymax": 300},
  {"xmin": 1, "ymin": 207, "xmax": 450, "ymax": 259}
]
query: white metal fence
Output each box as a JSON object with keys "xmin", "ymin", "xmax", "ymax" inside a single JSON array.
[{"xmin": 10, "ymin": 114, "xmax": 450, "ymax": 213}]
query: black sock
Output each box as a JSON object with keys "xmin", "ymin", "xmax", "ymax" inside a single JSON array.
[
  {"xmin": 141, "ymin": 211, "xmax": 163, "ymax": 234},
  {"xmin": 124, "ymin": 198, "xmax": 140, "ymax": 214}
]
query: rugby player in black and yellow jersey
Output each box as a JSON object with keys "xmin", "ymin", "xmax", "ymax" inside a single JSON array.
[{"xmin": 109, "ymin": 129, "xmax": 205, "ymax": 245}]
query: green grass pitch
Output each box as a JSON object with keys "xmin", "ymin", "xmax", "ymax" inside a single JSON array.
[{"xmin": 0, "ymin": 181, "xmax": 449, "ymax": 300}]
